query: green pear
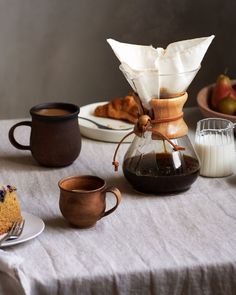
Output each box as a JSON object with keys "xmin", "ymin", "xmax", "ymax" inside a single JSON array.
[{"xmin": 218, "ymin": 96, "xmax": 236, "ymax": 115}]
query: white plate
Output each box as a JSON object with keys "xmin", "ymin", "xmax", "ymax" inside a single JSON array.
[
  {"xmin": 0, "ymin": 212, "xmax": 45, "ymax": 248},
  {"xmin": 79, "ymin": 102, "xmax": 135, "ymax": 143}
]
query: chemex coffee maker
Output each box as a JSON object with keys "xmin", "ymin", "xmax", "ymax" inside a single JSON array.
[{"xmin": 108, "ymin": 36, "xmax": 214, "ymax": 194}]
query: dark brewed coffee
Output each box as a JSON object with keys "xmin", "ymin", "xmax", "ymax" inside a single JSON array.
[
  {"xmin": 36, "ymin": 108, "xmax": 72, "ymax": 116},
  {"xmin": 123, "ymin": 153, "xmax": 200, "ymax": 194}
]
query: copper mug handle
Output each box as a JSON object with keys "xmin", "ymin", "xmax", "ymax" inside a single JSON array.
[{"xmin": 102, "ymin": 186, "xmax": 121, "ymax": 217}]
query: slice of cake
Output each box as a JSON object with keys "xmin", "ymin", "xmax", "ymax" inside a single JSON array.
[{"xmin": 0, "ymin": 185, "xmax": 22, "ymax": 235}]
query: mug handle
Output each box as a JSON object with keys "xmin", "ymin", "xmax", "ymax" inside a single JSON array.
[
  {"xmin": 8, "ymin": 121, "xmax": 32, "ymax": 150},
  {"xmin": 102, "ymin": 186, "xmax": 121, "ymax": 217}
]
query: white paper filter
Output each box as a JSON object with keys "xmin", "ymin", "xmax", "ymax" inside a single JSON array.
[{"xmin": 107, "ymin": 36, "xmax": 215, "ymax": 108}]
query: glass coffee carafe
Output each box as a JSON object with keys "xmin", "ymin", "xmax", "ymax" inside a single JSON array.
[{"xmin": 114, "ymin": 67, "xmax": 201, "ymax": 194}]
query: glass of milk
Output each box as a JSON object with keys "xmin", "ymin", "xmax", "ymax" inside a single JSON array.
[{"xmin": 195, "ymin": 118, "xmax": 235, "ymax": 177}]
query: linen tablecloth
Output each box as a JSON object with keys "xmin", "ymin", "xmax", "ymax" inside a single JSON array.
[{"xmin": 1, "ymin": 108, "xmax": 236, "ymax": 295}]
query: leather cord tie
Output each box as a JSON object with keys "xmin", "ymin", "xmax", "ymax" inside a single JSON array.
[{"xmin": 112, "ymin": 114, "xmax": 185, "ymax": 171}]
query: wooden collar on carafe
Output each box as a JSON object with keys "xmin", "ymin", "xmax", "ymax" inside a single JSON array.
[{"xmin": 112, "ymin": 92, "xmax": 186, "ymax": 171}]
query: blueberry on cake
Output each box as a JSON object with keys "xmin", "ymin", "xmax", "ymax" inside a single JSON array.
[{"xmin": 0, "ymin": 185, "xmax": 22, "ymax": 235}]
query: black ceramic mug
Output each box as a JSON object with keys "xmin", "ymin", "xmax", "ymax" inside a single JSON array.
[{"xmin": 8, "ymin": 102, "xmax": 81, "ymax": 167}]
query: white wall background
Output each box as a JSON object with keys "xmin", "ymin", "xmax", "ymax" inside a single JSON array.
[{"xmin": 0, "ymin": 0, "xmax": 235, "ymax": 118}]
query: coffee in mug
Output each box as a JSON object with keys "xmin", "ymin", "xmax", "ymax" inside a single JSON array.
[
  {"xmin": 58, "ymin": 175, "xmax": 121, "ymax": 228},
  {"xmin": 8, "ymin": 102, "xmax": 81, "ymax": 167},
  {"xmin": 35, "ymin": 108, "xmax": 72, "ymax": 116}
]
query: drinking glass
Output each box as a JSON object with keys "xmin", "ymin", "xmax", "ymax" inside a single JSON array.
[{"xmin": 195, "ymin": 118, "xmax": 235, "ymax": 177}]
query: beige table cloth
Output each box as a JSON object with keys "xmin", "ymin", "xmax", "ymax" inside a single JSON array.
[{"xmin": 0, "ymin": 108, "xmax": 236, "ymax": 295}]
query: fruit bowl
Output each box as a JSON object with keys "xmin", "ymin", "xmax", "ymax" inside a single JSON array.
[{"xmin": 197, "ymin": 80, "xmax": 236, "ymax": 123}]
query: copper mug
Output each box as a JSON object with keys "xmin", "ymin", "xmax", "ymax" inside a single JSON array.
[
  {"xmin": 58, "ymin": 175, "xmax": 122, "ymax": 228},
  {"xmin": 8, "ymin": 102, "xmax": 81, "ymax": 167}
]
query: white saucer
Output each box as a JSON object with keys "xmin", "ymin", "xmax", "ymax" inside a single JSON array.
[
  {"xmin": 78, "ymin": 102, "xmax": 135, "ymax": 143},
  {"xmin": 0, "ymin": 212, "xmax": 45, "ymax": 248}
]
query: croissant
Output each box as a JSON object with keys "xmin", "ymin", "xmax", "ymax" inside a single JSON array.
[{"xmin": 94, "ymin": 94, "xmax": 139, "ymax": 123}]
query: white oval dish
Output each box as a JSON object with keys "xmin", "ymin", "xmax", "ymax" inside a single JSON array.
[
  {"xmin": 78, "ymin": 101, "xmax": 135, "ymax": 143},
  {"xmin": 0, "ymin": 212, "xmax": 45, "ymax": 248}
]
